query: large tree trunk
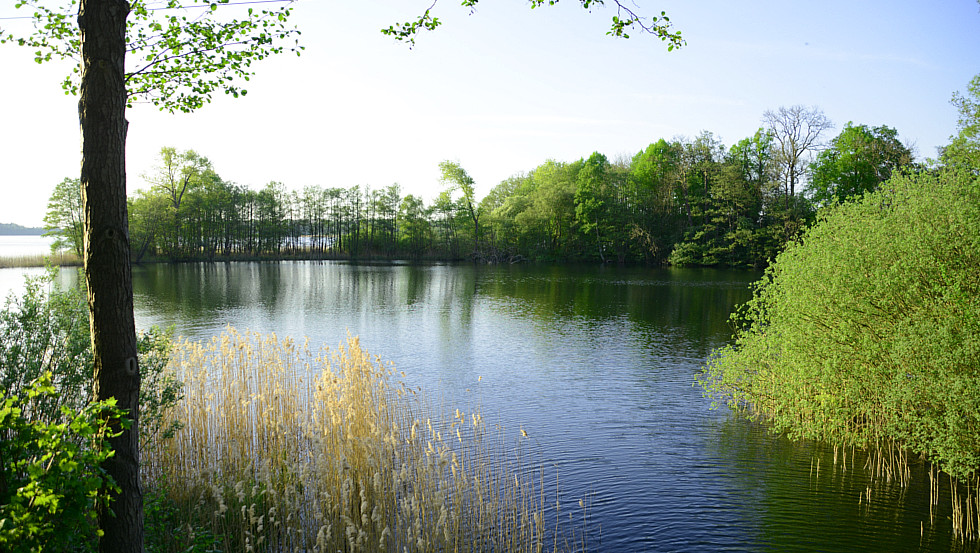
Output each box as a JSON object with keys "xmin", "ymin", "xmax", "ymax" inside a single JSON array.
[{"xmin": 78, "ymin": 1, "xmax": 143, "ymax": 551}]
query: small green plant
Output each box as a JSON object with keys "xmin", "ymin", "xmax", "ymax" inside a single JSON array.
[{"xmin": 0, "ymin": 373, "xmax": 126, "ymax": 553}]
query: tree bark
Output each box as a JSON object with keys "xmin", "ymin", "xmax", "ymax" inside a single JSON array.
[{"xmin": 78, "ymin": 0, "xmax": 143, "ymax": 551}]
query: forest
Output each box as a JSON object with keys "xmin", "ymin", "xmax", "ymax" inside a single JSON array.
[{"xmin": 43, "ymin": 108, "xmax": 916, "ymax": 268}]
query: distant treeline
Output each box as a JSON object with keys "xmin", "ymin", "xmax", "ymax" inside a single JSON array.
[
  {"xmin": 44, "ymin": 110, "xmax": 916, "ymax": 266},
  {"xmin": 0, "ymin": 223, "xmax": 44, "ymax": 236}
]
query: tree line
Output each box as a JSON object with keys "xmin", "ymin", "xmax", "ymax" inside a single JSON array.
[{"xmin": 43, "ymin": 107, "xmax": 916, "ymax": 267}]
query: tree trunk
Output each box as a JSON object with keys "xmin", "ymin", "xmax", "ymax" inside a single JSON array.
[{"xmin": 78, "ymin": 1, "xmax": 143, "ymax": 551}]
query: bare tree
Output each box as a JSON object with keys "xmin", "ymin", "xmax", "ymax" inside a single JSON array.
[{"xmin": 763, "ymin": 105, "xmax": 833, "ymax": 204}]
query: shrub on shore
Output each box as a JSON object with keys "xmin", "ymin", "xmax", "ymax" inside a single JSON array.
[{"xmin": 698, "ymin": 167, "xmax": 980, "ymax": 536}]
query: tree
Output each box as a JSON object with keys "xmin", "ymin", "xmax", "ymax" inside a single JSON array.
[
  {"xmin": 398, "ymin": 194, "xmax": 431, "ymax": 260},
  {"xmin": 630, "ymin": 138, "xmax": 684, "ymax": 260},
  {"xmin": 699, "ymin": 165, "xmax": 980, "ymax": 484},
  {"xmin": 127, "ymin": 188, "xmax": 168, "ymax": 263},
  {"xmin": 2, "ymin": 2, "xmax": 299, "ymax": 551},
  {"xmin": 808, "ymin": 122, "xmax": 913, "ymax": 206},
  {"xmin": 386, "ymin": 0, "xmax": 684, "ymax": 49},
  {"xmin": 5, "ymin": 0, "xmax": 679, "ymax": 546},
  {"xmin": 762, "ymin": 105, "xmax": 833, "ymax": 205},
  {"xmin": 574, "ymin": 151, "xmax": 611, "ymax": 262},
  {"xmin": 142, "ymin": 147, "xmax": 213, "ymax": 259},
  {"xmin": 719, "ymin": 129, "xmax": 774, "ymax": 264},
  {"xmin": 518, "ymin": 160, "xmax": 581, "ymax": 259},
  {"xmin": 42, "ymin": 177, "xmax": 84, "ymax": 257},
  {"xmin": 943, "ymin": 73, "xmax": 980, "ymax": 169},
  {"xmin": 439, "ymin": 161, "xmax": 482, "ymax": 258}
]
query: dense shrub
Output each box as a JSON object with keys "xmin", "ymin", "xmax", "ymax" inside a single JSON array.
[
  {"xmin": 0, "ymin": 270, "xmax": 181, "ymax": 549},
  {"xmin": 0, "ymin": 373, "xmax": 125, "ymax": 553},
  {"xmin": 698, "ymin": 167, "xmax": 980, "ymax": 479}
]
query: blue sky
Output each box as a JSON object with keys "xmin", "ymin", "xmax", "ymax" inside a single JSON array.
[{"xmin": 1, "ymin": 0, "xmax": 978, "ymax": 227}]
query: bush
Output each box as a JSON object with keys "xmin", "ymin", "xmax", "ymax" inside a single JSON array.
[
  {"xmin": 0, "ymin": 269, "xmax": 182, "ymax": 550},
  {"xmin": 0, "ymin": 269, "xmax": 181, "ymax": 451},
  {"xmin": 698, "ymin": 167, "xmax": 980, "ymax": 479},
  {"xmin": 0, "ymin": 269, "xmax": 92, "ymax": 419},
  {"xmin": 0, "ymin": 373, "xmax": 126, "ymax": 553}
]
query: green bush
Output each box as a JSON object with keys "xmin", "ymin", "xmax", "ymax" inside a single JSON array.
[
  {"xmin": 698, "ymin": 167, "xmax": 980, "ymax": 479},
  {"xmin": 0, "ymin": 269, "xmax": 182, "ymax": 550},
  {"xmin": 0, "ymin": 269, "xmax": 92, "ymax": 419},
  {"xmin": 0, "ymin": 373, "xmax": 126, "ymax": 553},
  {"xmin": 0, "ymin": 269, "xmax": 181, "ymax": 448}
]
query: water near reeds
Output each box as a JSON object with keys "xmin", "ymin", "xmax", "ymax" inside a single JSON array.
[
  {"xmin": 0, "ymin": 234, "xmax": 53, "ymax": 257},
  {"xmin": 6, "ymin": 260, "xmax": 975, "ymax": 551}
]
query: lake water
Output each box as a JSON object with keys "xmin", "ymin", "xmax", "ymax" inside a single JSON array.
[
  {"xmin": 0, "ymin": 235, "xmax": 58, "ymax": 302},
  {"xmin": 0, "ymin": 234, "xmax": 54, "ymax": 257},
  {"xmin": 0, "ymin": 260, "xmax": 971, "ymax": 551}
]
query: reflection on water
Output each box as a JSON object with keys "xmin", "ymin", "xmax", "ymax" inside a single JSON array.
[{"xmin": 7, "ymin": 260, "xmax": 969, "ymax": 551}]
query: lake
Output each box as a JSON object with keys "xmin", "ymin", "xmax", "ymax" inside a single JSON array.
[
  {"xmin": 0, "ymin": 234, "xmax": 53, "ymax": 257},
  {"xmin": 0, "ymin": 260, "xmax": 970, "ymax": 551}
]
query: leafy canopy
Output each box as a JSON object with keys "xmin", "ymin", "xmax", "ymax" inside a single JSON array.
[
  {"xmin": 808, "ymin": 122, "xmax": 912, "ymax": 206},
  {"xmin": 1, "ymin": 0, "xmax": 302, "ymax": 113},
  {"xmin": 42, "ymin": 177, "xmax": 84, "ymax": 257}
]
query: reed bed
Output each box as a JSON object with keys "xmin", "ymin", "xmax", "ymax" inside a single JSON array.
[
  {"xmin": 143, "ymin": 326, "xmax": 586, "ymax": 552},
  {"xmin": 0, "ymin": 251, "xmax": 81, "ymax": 268}
]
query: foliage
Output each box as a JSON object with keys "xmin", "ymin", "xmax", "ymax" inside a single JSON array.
[
  {"xmin": 439, "ymin": 161, "xmax": 482, "ymax": 257},
  {"xmin": 943, "ymin": 73, "xmax": 980, "ymax": 169},
  {"xmin": 42, "ymin": 177, "xmax": 84, "ymax": 257},
  {"xmin": 1, "ymin": 0, "xmax": 302, "ymax": 113},
  {"xmin": 127, "ymin": 122, "xmax": 841, "ymax": 267},
  {"xmin": 0, "ymin": 271, "xmax": 181, "ymax": 549},
  {"xmin": 142, "ymin": 147, "xmax": 218, "ymax": 260},
  {"xmin": 698, "ymin": 166, "xmax": 980, "ymax": 480},
  {"xmin": 808, "ymin": 122, "xmax": 913, "ymax": 206},
  {"xmin": 0, "ymin": 373, "xmax": 126, "ymax": 553},
  {"xmin": 573, "ymin": 153, "xmax": 605, "ymax": 254},
  {"xmin": 0, "ymin": 269, "xmax": 92, "ymax": 418},
  {"xmin": 0, "ymin": 269, "xmax": 181, "ymax": 463},
  {"xmin": 384, "ymin": 0, "xmax": 684, "ymax": 49}
]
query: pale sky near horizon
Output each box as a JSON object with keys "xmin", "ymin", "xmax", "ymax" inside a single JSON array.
[{"xmin": 1, "ymin": 0, "xmax": 978, "ymax": 228}]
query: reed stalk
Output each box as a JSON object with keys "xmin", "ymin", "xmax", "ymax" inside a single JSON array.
[
  {"xmin": 143, "ymin": 326, "xmax": 587, "ymax": 552},
  {"xmin": 0, "ymin": 252, "xmax": 82, "ymax": 268}
]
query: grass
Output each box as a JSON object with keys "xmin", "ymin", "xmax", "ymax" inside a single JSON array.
[
  {"xmin": 0, "ymin": 252, "xmax": 82, "ymax": 268},
  {"xmin": 143, "ymin": 326, "xmax": 589, "ymax": 552}
]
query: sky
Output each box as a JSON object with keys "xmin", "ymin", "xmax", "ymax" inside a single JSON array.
[{"xmin": 1, "ymin": 0, "xmax": 978, "ymax": 228}]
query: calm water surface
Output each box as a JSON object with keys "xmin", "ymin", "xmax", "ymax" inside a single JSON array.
[
  {"xmin": 0, "ymin": 234, "xmax": 53, "ymax": 257},
  {"xmin": 2, "ymin": 260, "xmax": 971, "ymax": 551}
]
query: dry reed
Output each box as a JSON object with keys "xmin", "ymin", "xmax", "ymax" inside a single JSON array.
[
  {"xmin": 0, "ymin": 252, "xmax": 81, "ymax": 268},
  {"xmin": 832, "ymin": 440, "xmax": 980, "ymax": 542},
  {"xmin": 143, "ymin": 326, "xmax": 586, "ymax": 552}
]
